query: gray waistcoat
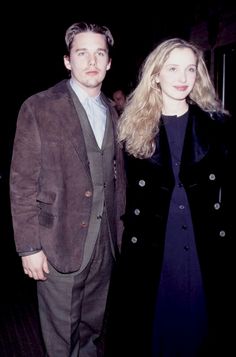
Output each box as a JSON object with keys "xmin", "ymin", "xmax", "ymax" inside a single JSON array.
[{"xmin": 69, "ymin": 88, "xmax": 116, "ymax": 270}]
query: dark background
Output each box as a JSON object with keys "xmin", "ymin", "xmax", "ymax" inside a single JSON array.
[
  {"xmin": 0, "ymin": 3, "xmax": 234, "ymax": 355},
  {"xmin": 11, "ymin": 2, "xmax": 197, "ymax": 102},
  {"xmin": 1, "ymin": 0, "xmax": 236, "ymax": 295}
]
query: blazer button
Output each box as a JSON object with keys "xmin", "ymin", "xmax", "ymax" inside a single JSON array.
[
  {"xmin": 80, "ymin": 221, "xmax": 88, "ymax": 228},
  {"xmin": 85, "ymin": 190, "xmax": 92, "ymax": 197},
  {"xmin": 214, "ymin": 203, "xmax": 220, "ymax": 210},
  {"xmin": 219, "ymin": 230, "xmax": 226, "ymax": 237}
]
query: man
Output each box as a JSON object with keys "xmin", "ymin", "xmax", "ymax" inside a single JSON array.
[
  {"xmin": 10, "ymin": 22, "xmax": 125, "ymax": 357},
  {"xmin": 112, "ymin": 88, "xmax": 127, "ymax": 116}
]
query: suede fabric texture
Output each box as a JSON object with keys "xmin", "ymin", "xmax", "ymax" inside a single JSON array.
[{"xmin": 10, "ymin": 80, "xmax": 126, "ymax": 273}]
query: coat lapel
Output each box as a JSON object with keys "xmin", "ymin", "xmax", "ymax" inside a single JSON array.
[{"xmin": 181, "ymin": 107, "xmax": 209, "ymax": 165}]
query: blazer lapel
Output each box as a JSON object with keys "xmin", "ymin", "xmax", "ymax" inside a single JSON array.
[{"xmin": 56, "ymin": 83, "xmax": 90, "ymax": 175}]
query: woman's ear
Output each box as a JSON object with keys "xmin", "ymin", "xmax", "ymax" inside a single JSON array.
[{"xmin": 155, "ymin": 74, "xmax": 160, "ymax": 83}]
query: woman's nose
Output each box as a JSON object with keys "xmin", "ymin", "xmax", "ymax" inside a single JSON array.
[{"xmin": 179, "ymin": 71, "xmax": 187, "ymax": 82}]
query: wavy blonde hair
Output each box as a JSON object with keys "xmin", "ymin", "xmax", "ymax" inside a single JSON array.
[{"xmin": 118, "ymin": 38, "xmax": 225, "ymax": 158}]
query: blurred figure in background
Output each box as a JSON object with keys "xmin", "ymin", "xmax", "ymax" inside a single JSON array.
[{"xmin": 112, "ymin": 88, "xmax": 127, "ymax": 116}]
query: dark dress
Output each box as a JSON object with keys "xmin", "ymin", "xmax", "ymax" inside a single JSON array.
[{"xmin": 152, "ymin": 112, "xmax": 208, "ymax": 357}]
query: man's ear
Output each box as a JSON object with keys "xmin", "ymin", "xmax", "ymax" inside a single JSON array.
[
  {"xmin": 106, "ymin": 59, "xmax": 112, "ymax": 71},
  {"xmin": 64, "ymin": 55, "xmax": 71, "ymax": 70}
]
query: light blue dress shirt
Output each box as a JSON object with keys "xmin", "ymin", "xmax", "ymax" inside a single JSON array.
[{"xmin": 70, "ymin": 78, "xmax": 107, "ymax": 148}]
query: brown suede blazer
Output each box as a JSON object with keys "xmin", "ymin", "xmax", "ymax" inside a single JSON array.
[{"xmin": 10, "ymin": 80, "xmax": 126, "ymax": 273}]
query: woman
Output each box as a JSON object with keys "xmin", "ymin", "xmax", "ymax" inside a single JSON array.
[{"xmin": 105, "ymin": 38, "xmax": 235, "ymax": 357}]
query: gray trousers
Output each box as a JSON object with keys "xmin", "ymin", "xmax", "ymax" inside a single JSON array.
[{"xmin": 37, "ymin": 224, "xmax": 113, "ymax": 357}]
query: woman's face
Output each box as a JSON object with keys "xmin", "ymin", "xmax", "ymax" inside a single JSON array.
[{"xmin": 156, "ymin": 47, "xmax": 197, "ymax": 106}]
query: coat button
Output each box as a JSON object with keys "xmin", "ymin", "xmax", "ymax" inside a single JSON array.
[
  {"xmin": 134, "ymin": 208, "xmax": 140, "ymax": 215},
  {"xmin": 214, "ymin": 203, "xmax": 220, "ymax": 210},
  {"xmin": 209, "ymin": 173, "xmax": 216, "ymax": 181},
  {"xmin": 131, "ymin": 236, "xmax": 138, "ymax": 244},
  {"xmin": 138, "ymin": 180, "xmax": 145, "ymax": 187},
  {"xmin": 85, "ymin": 190, "xmax": 92, "ymax": 197},
  {"xmin": 219, "ymin": 230, "xmax": 226, "ymax": 237}
]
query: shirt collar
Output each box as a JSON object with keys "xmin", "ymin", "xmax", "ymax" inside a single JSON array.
[{"xmin": 69, "ymin": 78, "xmax": 101, "ymax": 105}]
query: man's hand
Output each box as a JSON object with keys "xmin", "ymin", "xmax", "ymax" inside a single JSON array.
[{"xmin": 22, "ymin": 251, "xmax": 49, "ymax": 280}]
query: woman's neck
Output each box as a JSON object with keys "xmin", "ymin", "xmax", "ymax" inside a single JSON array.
[{"xmin": 162, "ymin": 101, "xmax": 189, "ymax": 117}]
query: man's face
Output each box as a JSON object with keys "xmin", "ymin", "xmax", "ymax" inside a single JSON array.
[{"xmin": 64, "ymin": 32, "xmax": 111, "ymax": 94}]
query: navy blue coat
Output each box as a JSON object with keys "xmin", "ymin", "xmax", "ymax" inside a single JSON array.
[{"xmin": 105, "ymin": 104, "xmax": 236, "ymax": 357}]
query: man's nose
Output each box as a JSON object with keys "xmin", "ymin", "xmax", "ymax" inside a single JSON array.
[{"xmin": 89, "ymin": 55, "xmax": 96, "ymax": 66}]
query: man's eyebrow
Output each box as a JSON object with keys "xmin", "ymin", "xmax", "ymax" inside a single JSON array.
[{"xmin": 75, "ymin": 47, "xmax": 108, "ymax": 52}]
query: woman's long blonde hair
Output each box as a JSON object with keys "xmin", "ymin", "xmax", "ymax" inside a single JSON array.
[{"xmin": 118, "ymin": 38, "xmax": 225, "ymax": 158}]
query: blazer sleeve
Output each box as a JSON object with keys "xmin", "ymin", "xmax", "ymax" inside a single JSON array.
[{"xmin": 10, "ymin": 99, "xmax": 42, "ymax": 254}]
